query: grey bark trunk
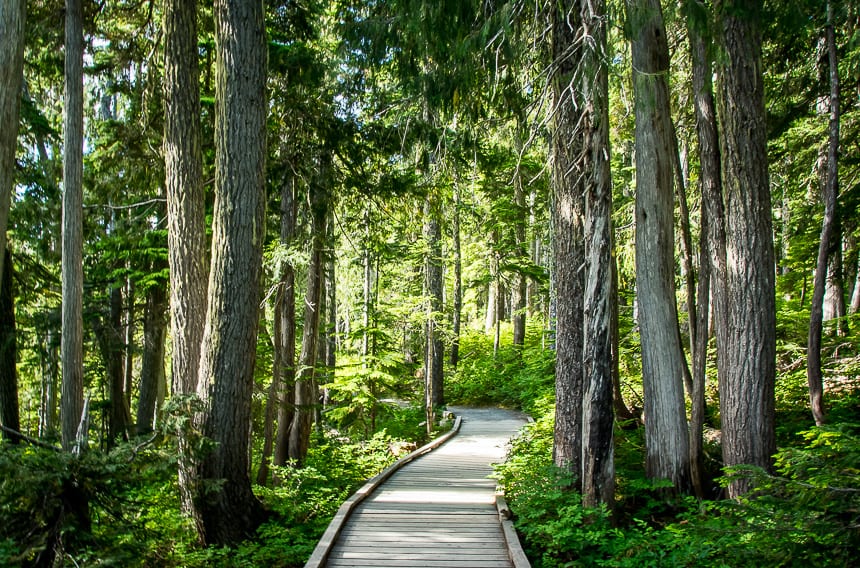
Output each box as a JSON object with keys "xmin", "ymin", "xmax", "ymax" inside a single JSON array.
[
  {"xmin": 450, "ymin": 184, "xmax": 462, "ymax": 367},
  {"xmin": 289, "ymin": 183, "xmax": 327, "ymax": 466},
  {"xmin": 61, "ymin": 0, "xmax": 85, "ymax": 452},
  {"xmin": 577, "ymin": 0, "xmax": 615, "ymax": 508},
  {"xmin": 0, "ymin": 0, "xmax": 25, "ymax": 286},
  {"xmin": 273, "ymin": 176, "xmax": 297, "ymax": 467},
  {"xmin": 423, "ymin": 196, "xmax": 444, "ymax": 425},
  {"xmin": 686, "ymin": 0, "xmax": 726, "ymax": 498},
  {"xmin": 194, "ymin": 0, "xmax": 267, "ymax": 544},
  {"xmin": 716, "ymin": 0, "xmax": 777, "ymax": 497},
  {"xmin": 163, "ymin": 0, "xmax": 207, "ymax": 514},
  {"xmin": 628, "ymin": 0, "xmax": 691, "ymax": 492},
  {"xmin": 512, "ymin": 168, "xmax": 527, "ymax": 347},
  {"xmin": 550, "ymin": 0, "xmax": 585, "ymax": 484},
  {"xmin": 807, "ymin": 0, "xmax": 840, "ymax": 427}
]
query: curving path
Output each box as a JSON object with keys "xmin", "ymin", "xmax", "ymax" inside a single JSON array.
[{"xmin": 306, "ymin": 407, "xmax": 529, "ymax": 568}]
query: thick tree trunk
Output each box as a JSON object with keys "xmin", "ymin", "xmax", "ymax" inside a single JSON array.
[
  {"xmin": 577, "ymin": 0, "xmax": 615, "ymax": 509},
  {"xmin": 550, "ymin": 1, "xmax": 585, "ymax": 485},
  {"xmin": 193, "ymin": 0, "xmax": 267, "ymax": 544},
  {"xmin": 423, "ymin": 196, "xmax": 444, "ymax": 426},
  {"xmin": 0, "ymin": 0, "xmax": 25, "ymax": 286},
  {"xmin": 273, "ymin": 176, "xmax": 297, "ymax": 468},
  {"xmin": 137, "ymin": 273, "xmax": 168, "ymax": 435},
  {"xmin": 687, "ymin": 0, "xmax": 726, "ymax": 498},
  {"xmin": 716, "ymin": 0, "xmax": 776, "ymax": 497},
  {"xmin": 0, "ymin": 250, "xmax": 19, "ymax": 442},
  {"xmin": 450, "ymin": 184, "xmax": 462, "ymax": 367},
  {"xmin": 628, "ymin": 0, "xmax": 691, "ymax": 492},
  {"xmin": 289, "ymin": 185, "xmax": 327, "ymax": 466},
  {"xmin": 163, "ymin": 0, "xmax": 207, "ymax": 513},
  {"xmin": 61, "ymin": 0, "xmax": 85, "ymax": 453},
  {"xmin": 807, "ymin": 0, "xmax": 840, "ymax": 427}
]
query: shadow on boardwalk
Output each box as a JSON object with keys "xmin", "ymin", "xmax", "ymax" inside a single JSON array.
[{"xmin": 306, "ymin": 406, "xmax": 528, "ymax": 568}]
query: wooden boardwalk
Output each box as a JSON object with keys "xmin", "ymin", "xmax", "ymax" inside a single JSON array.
[{"xmin": 306, "ymin": 407, "xmax": 528, "ymax": 568}]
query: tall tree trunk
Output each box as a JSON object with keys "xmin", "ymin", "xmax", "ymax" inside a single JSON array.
[
  {"xmin": 686, "ymin": 0, "xmax": 726, "ymax": 498},
  {"xmin": 163, "ymin": 0, "xmax": 207, "ymax": 514},
  {"xmin": 40, "ymin": 328, "xmax": 60, "ymax": 438},
  {"xmin": 0, "ymin": 250, "xmax": 18, "ymax": 441},
  {"xmin": 61, "ymin": 0, "xmax": 85, "ymax": 453},
  {"xmin": 512, "ymin": 163, "xmax": 528, "ymax": 347},
  {"xmin": 807, "ymin": 0, "xmax": 840, "ymax": 427},
  {"xmin": 103, "ymin": 282, "xmax": 129, "ymax": 446},
  {"xmin": 193, "ymin": 0, "xmax": 267, "ymax": 544},
  {"xmin": 124, "ymin": 276, "xmax": 135, "ymax": 411},
  {"xmin": 576, "ymin": 0, "xmax": 615, "ymax": 508},
  {"xmin": 0, "ymin": 0, "xmax": 24, "ymax": 287},
  {"xmin": 362, "ymin": 209, "xmax": 372, "ymax": 360},
  {"xmin": 273, "ymin": 175, "xmax": 297, "ymax": 468},
  {"xmin": 423, "ymin": 195, "xmax": 444, "ymax": 429},
  {"xmin": 137, "ymin": 272, "xmax": 168, "ymax": 435},
  {"xmin": 628, "ymin": 0, "xmax": 691, "ymax": 492},
  {"xmin": 550, "ymin": 0, "xmax": 585, "ymax": 485},
  {"xmin": 450, "ymin": 183, "xmax": 462, "ymax": 367},
  {"xmin": 289, "ymin": 182, "xmax": 327, "ymax": 466},
  {"xmin": 716, "ymin": 0, "xmax": 776, "ymax": 497}
]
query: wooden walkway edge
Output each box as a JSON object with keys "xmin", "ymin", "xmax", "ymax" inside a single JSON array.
[{"xmin": 304, "ymin": 408, "xmax": 530, "ymax": 568}]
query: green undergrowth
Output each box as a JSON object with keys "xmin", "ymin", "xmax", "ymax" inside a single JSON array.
[
  {"xmin": 0, "ymin": 406, "xmax": 429, "ymax": 567},
  {"xmin": 451, "ymin": 322, "xmax": 860, "ymax": 567}
]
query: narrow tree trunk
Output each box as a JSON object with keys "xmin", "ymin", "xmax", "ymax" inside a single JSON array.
[
  {"xmin": 137, "ymin": 273, "xmax": 168, "ymax": 435},
  {"xmin": 512, "ymin": 164, "xmax": 528, "ymax": 347},
  {"xmin": 686, "ymin": 0, "xmax": 725, "ymax": 498},
  {"xmin": 550, "ymin": 1, "xmax": 585, "ymax": 486},
  {"xmin": 40, "ymin": 328, "xmax": 60, "ymax": 438},
  {"xmin": 124, "ymin": 276, "xmax": 135, "ymax": 411},
  {"xmin": 106, "ymin": 283, "xmax": 129, "ymax": 446},
  {"xmin": 0, "ymin": 0, "xmax": 25, "ymax": 285},
  {"xmin": 450, "ymin": 184, "xmax": 462, "ymax": 367},
  {"xmin": 0, "ymin": 250, "xmax": 19, "ymax": 442},
  {"xmin": 716, "ymin": 0, "xmax": 777, "ymax": 497},
  {"xmin": 61, "ymin": 0, "xmax": 85, "ymax": 452},
  {"xmin": 193, "ymin": 0, "xmax": 267, "ymax": 544},
  {"xmin": 673, "ymin": 130, "xmax": 696, "ymax": 399},
  {"xmin": 423, "ymin": 196, "xmax": 444, "ymax": 427},
  {"xmin": 273, "ymin": 176, "xmax": 297, "ymax": 468},
  {"xmin": 362, "ymin": 209, "xmax": 372, "ymax": 360},
  {"xmin": 807, "ymin": 0, "xmax": 840, "ymax": 427},
  {"xmin": 163, "ymin": 0, "xmax": 207, "ymax": 514},
  {"xmin": 628, "ymin": 0, "xmax": 691, "ymax": 492},
  {"xmin": 289, "ymin": 182, "xmax": 327, "ymax": 466}
]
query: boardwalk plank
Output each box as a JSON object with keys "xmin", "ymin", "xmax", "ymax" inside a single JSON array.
[{"xmin": 308, "ymin": 407, "xmax": 528, "ymax": 568}]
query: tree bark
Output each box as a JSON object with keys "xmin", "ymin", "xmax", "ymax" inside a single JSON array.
[
  {"xmin": 289, "ymin": 182, "xmax": 327, "ymax": 466},
  {"xmin": 61, "ymin": 0, "xmax": 85, "ymax": 453},
  {"xmin": 807, "ymin": 0, "xmax": 840, "ymax": 427},
  {"xmin": 193, "ymin": 0, "xmax": 267, "ymax": 544},
  {"xmin": 450, "ymin": 183, "xmax": 462, "ymax": 367},
  {"xmin": 137, "ymin": 272, "xmax": 168, "ymax": 435},
  {"xmin": 716, "ymin": 0, "xmax": 776, "ymax": 497},
  {"xmin": 0, "ymin": 250, "xmax": 19, "ymax": 442},
  {"xmin": 423, "ymin": 195, "xmax": 444, "ymax": 428},
  {"xmin": 273, "ymin": 175, "xmax": 297, "ymax": 468},
  {"xmin": 0, "ymin": 0, "xmax": 25, "ymax": 287},
  {"xmin": 628, "ymin": 0, "xmax": 691, "ymax": 492},
  {"xmin": 163, "ymin": 0, "xmax": 207, "ymax": 514},
  {"xmin": 686, "ymin": 0, "xmax": 726, "ymax": 498},
  {"xmin": 577, "ymin": 0, "xmax": 615, "ymax": 509},
  {"xmin": 550, "ymin": 0, "xmax": 585, "ymax": 485},
  {"xmin": 98, "ymin": 282, "xmax": 129, "ymax": 446},
  {"xmin": 512, "ymin": 165, "xmax": 527, "ymax": 347}
]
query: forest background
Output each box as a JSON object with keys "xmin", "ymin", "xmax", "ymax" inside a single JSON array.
[{"xmin": 0, "ymin": 0, "xmax": 859, "ymax": 566}]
